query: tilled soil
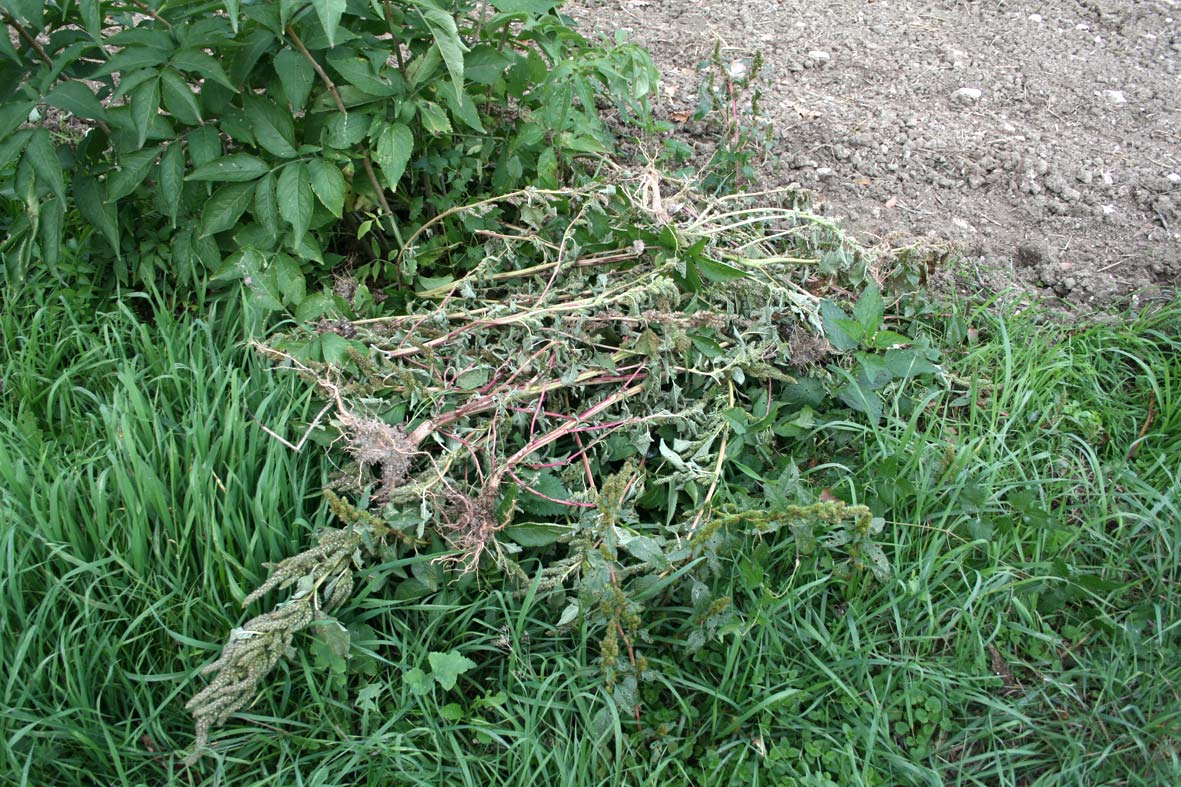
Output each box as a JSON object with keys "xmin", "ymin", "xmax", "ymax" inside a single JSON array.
[{"xmin": 565, "ymin": 0, "xmax": 1181, "ymax": 309}]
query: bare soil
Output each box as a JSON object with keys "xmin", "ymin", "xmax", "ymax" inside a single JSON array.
[{"xmin": 565, "ymin": 0, "xmax": 1181, "ymax": 309}]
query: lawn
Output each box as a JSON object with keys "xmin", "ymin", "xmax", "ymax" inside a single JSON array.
[{"xmin": 2, "ymin": 275, "xmax": 1177, "ymax": 786}]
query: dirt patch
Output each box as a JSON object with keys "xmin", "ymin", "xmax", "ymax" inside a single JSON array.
[{"xmin": 565, "ymin": 0, "xmax": 1181, "ymax": 309}]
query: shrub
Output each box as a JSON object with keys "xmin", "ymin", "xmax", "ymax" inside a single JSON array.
[{"xmin": 0, "ymin": 0, "xmax": 656, "ymax": 308}]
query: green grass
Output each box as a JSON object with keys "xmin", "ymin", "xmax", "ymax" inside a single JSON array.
[{"xmin": 2, "ymin": 282, "xmax": 1178, "ymax": 786}]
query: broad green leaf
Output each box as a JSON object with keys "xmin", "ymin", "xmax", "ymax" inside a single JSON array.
[
  {"xmin": 307, "ymin": 158, "xmax": 345, "ymax": 218},
  {"xmin": 441, "ymin": 84, "xmax": 484, "ymax": 133},
  {"xmin": 853, "ymin": 281, "xmax": 884, "ymax": 336},
  {"xmin": 92, "ymin": 47, "xmax": 169, "ymax": 78},
  {"xmin": 44, "ymin": 81, "xmax": 108, "ymax": 122},
  {"xmin": 24, "ymin": 129, "xmax": 65, "ymax": 204},
  {"xmin": 254, "ymin": 172, "xmax": 280, "ymax": 238},
  {"xmin": 325, "ymin": 112, "xmax": 371, "ymax": 148},
  {"xmin": 277, "ymin": 162, "xmax": 314, "ymax": 245},
  {"xmin": 130, "ymin": 77, "xmax": 161, "ymax": 149},
  {"xmin": 295, "ymin": 290, "xmax": 335, "ymax": 321},
  {"xmin": 245, "ymin": 94, "xmax": 297, "ymax": 158},
  {"xmin": 519, "ymin": 471, "xmax": 573, "ymax": 516},
  {"xmin": 200, "ymin": 182, "xmax": 256, "ymax": 236},
  {"xmin": 223, "ymin": 0, "xmax": 240, "ymax": 34},
  {"xmin": 271, "ymin": 252, "xmax": 306, "ymax": 305},
  {"xmin": 312, "ymin": 0, "xmax": 347, "ymax": 48},
  {"xmin": 819, "ymin": 299, "xmax": 860, "ymax": 352},
  {"xmin": 274, "ymin": 48, "xmax": 314, "ymax": 110},
  {"xmin": 40, "ymin": 195, "xmax": 64, "ymax": 272},
  {"xmin": 414, "ymin": 4, "xmax": 467, "ymax": 100},
  {"xmin": 464, "ymin": 45, "xmax": 513, "ymax": 85},
  {"xmin": 75, "ymin": 176, "xmax": 120, "ymax": 256},
  {"xmin": 871, "ymin": 330, "xmax": 912, "ymax": 350},
  {"xmin": 417, "ymin": 100, "xmax": 452, "ymax": 135},
  {"xmin": 838, "ymin": 379, "xmax": 883, "ymax": 424},
  {"xmin": 170, "ymin": 48, "xmax": 236, "ymax": 91},
  {"xmin": 159, "ymin": 142, "xmax": 185, "ymax": 226},
  {"xmin": 79, "ymin": 0, "xmax": 101, "ymax": 38},
  {"xmin": 621, "ymin": 535, "xmax": 667, "ymax": 568},
  {"xmin": 490, "ymin": 0, "xmax": 560, "ymax": 11},
  {"xmin": 883, "ymin": 348, "xmax": 940, "ymax": 378},
  {"xmin": 186, "ymin": 154, "xmax": 270, "ymax": 182},
  {"xmin": 503, "ymin": 522, "xmax": 567, "ymax": 547},
  {"xmin": 0, "ymin": 101, "xmax": 37, "ymax": 141},
  {"xmin": 159, "ymin": 69, "xmax": 202, "ymax": 124},
  {"xmin": 403, "ymin": 667, "xmax": 431, "ymax": 695},
  {"xmin": 327, "ymin": 49, "xmax": 397, "ymax": 96},
  {"xmin": 186, "ymin": 125, "xmax": 222, "ymax": 167},
  {"xmin": 105, "ymin": 146, "xmax": 160, "ymax": 202},
  {"xmin": 428, "ymin": 650, "xmax": 476, "ymax": 691},
  {"xmin": 695, "ymin": 256, "xmax": 747, "ymax": 283},
  {"xmin": 373, "ymin": 122, "xmax": 413, "ymax": 191}
]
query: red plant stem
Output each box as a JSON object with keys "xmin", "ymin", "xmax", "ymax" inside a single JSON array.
[{"xmin": 488, "ymin": 383, "xmax": 647, "ymax": 489}]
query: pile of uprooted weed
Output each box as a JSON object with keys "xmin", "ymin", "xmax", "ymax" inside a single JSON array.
[{"xmin": 184, "ymin": 173, "xmax": 942, "ymax": 761}]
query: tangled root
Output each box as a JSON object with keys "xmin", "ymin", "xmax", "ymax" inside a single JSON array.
[
  {"xmin": 438, "ymin": 489, "xmax": 501, "ymax": 572},
  {"xmin": 338, "ymin": 413, "xmax": 416, "ymax": 500}
]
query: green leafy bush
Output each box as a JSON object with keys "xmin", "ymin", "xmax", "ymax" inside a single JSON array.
[{"xmin": 0, "ymin": 0, "xmax": 655, "ymax": 307}]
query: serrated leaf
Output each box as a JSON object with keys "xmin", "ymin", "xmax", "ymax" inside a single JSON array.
[
  {"xmin": 159, "ymin": 143, "xmax": 185, "ymax": 227},
  {"xmin": 820, "ymin": 299, "xmax": 860, "ymax": 352},
  {"xmin": 415, "ymin": 4, "xmax": 467, "ymax": 101},
  {"xmin": 254, "ymin": 172, "xmax": 279, "ymax": 238},
  {"xmin": 271, "ymin": 252, "xmax": 305, "ymax": 304},
  {"xmin": 519, "ymin": 471, "xmax": 573, "ymax": 516},
  {"xmin": 325, "ymin": 112, "xmax": 371, "ymax": 149},
  {"xmin": 464, "ymin": 45, "xmax": 513, "ymax": 85},
  {"xmin": 277, "ymin": 162, "xmax": 313, "ymax": 245},
  {"xmin": 129, "ymin": 77, "xmax": 160, "ymax": 149},
  {"xmin": 295, "ymin": 290, "xmax": 335, "ymax": 321},
  {"xmin": 200, "ymin": 182, "xmax": 256, "ymax": 236},
  {"xmin": 373, "ymin": 122, "xmax": 413, "ymax": 191},
  {"xmin": 307, "ymin": 158, "xmax": 345, "ymax": 217},
  {"xmin": 75, "ymin": 176, "xmax": 120, "ymax": 256},
  {"xmin": 852, "ymin": 281, "xmax": 884, "ymax": 336},
  {"xmin": 838, "ymin": 379, "xmax": 883, "ymax": 424},
  {"xmin": 428, "ymin": 650, "xmax": 476, "ymax": 691},
  {"xmin": 105, "ymin": 146, "xmax": 159, "ymax": 202},
  {"xmin": 441, "ymin": 82, "xmax": 484, "ymax": 133},
  {"xmin": 417, "ymin": 100, "xmax": 452, "ymax": 135},
  {"xmin": 44, "ymin": 81, "xmax": 108, "ymax": 122},
  {"xmin": 274, "ymin": 48, "xmax": 315, "ymax": 110},
  {"xmin": 620, "ymin": 535, "xmax": 667, "ymax": 568},
  {"xmin": 245, "ymin": 94, "xmax": 297, "ymax": 158},
  {"xmin": 186, "ymin": 154, "xmax": 270, "ymax": 182},
  {"xmin": 159, "ymin": 69, "xmax": 202, "ymax": 124},
  {"xmin": 312, "ymin": 0, "xmax": 347, "ymax": 47},
  {"xmin": 170, "ymin": 48, "xmax": 236, "ymax": 90},
  {"xmin": 23, "ymin": 129, "xmax": 65, "ymax": 204},
  {"xmin": 404, "ymin": 667, "xmax": 431, "ymax": 695}
]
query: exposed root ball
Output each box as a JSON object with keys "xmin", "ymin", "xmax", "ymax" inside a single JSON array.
[
  {"xmin": 439, "ymin": 489, "xmax": 500, "ymax": 571},
  {"xmin": 338, "ymin": 414, "xmax": 415, "ymax": 499}
]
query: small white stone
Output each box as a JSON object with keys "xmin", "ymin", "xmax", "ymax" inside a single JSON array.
[
  {"xmin": 1102, "ymin": 205, "xmax": 1117, "ymax": 215},
  {"xmin": 954, "ymin": 87, "xmax": 983, "ymax": 102},
  {"xmin": 1029, "ymin": 13, "xmax": 1043, "ymax": 23},
  {"xmin": 816, "ymin": 166, "xmax": 835, "ymax": 180},
  {"xmin": 728, "ymin": 60, "xmax": 748, "ymax": 80},
  {"xmin": 807, "ymin": 50, "xmax": 831, "ymax": 63},
  {"xmin": 1102, "ymin": 89, "xmax": 1127, "ymax": 105},
  {"xmin": 1167, "ymin": 172, "xmax": 1181, "ymax": 184}
]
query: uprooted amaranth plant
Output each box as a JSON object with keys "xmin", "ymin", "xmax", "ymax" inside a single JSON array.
[{"xmin": 184, "ymin": 179, "xmax": 912, "ymax": 761}]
